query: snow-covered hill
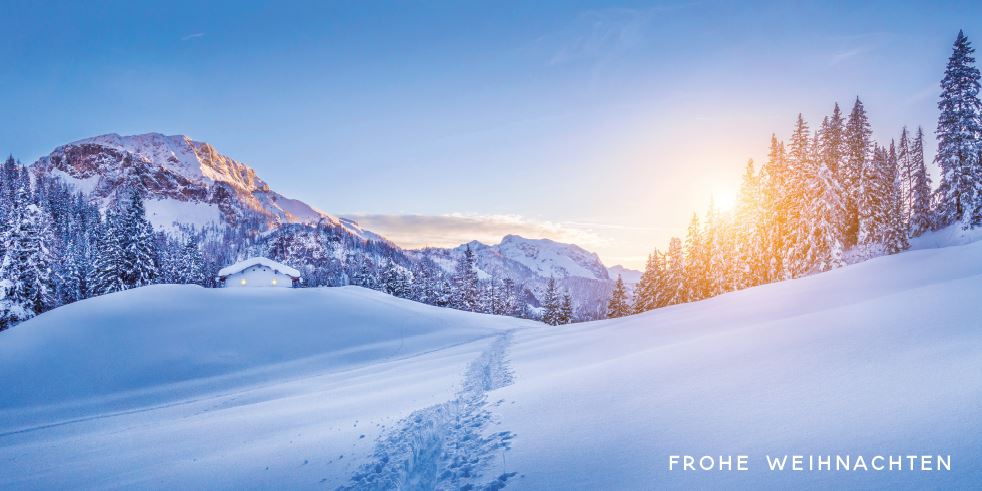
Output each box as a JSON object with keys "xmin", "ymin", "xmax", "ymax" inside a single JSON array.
[
  {"xmin": 32, "ymin": 133, "xmax": 383, "ymax": 241},
  {"xmin": 2, "ymin": 235, "xmax": 980, "ymax": 489}
]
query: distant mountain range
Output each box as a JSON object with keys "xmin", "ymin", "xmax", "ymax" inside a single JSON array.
[{"xmin": 31, "ymin": 133, "xmax": 640, "ymax": 318}]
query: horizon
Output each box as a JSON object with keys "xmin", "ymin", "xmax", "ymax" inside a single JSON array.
[{"xmin": 3, "ymin": 1, "xmax": 981, "ymax": 269}]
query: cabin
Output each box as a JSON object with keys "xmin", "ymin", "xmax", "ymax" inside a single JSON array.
[{"xmin": 217, "ymin": 257, "xmax": 302, "ymax": 288}]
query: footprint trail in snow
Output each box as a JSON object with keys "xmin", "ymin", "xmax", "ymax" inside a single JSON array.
[{"xmin": 338, "ymin": 332, "xmax": 517, "ymax": 491}]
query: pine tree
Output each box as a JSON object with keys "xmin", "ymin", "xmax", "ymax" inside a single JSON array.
[
  {"xmin": 683, "ymin": 213, "xmax": 706, "ymax": 301},
  {"xmin": 606, "ymin": 275, "xmax": 630, "ymax": 319},
  {"xmin": 703, "ymin": 198, "xmax": 728, "ymax": 294},
  {"xmin": 662, "ymin": 237, "xmax": 686, "ymax": 306},
  {"xmin": 0, "ymin": 187, "xmax": 57, "ymax": 328},
  {"xmin": 734, "ymin": 160, "xmax": 763, "ymax": 289},
  {"xmin": 897, "ymin": 127, "xmax": 915, "ymax": 228},
  {"xmin": 632, "ymin": 249, "xmax": 663, "ymax": 313},
  {"xmin": 934, "ymin": 30, "xmax": 982, "ymax": 229},
  {"xmin": 559, "ymin": 293, "xmax": 574, "ymax": 325},
  {"xmin": 452, "ymin": 245, "xmax": 480, "ymax": 311},
  {"xmin": 760, "ymin": 135, "xmax": 788, "ymax": 282},
  {"xmin": 803, "ymin": 138, "xmax": 847, "ymax": 272},
  {"xmin": 118, "ymin": 189, "xmax": 158, "ymax": 288},
  {"xmin": 908, "ymin": 127, "xmax": 934, "ymax": 237},
  {"xmin": 501, "ymin": 277, "xmax": 519, "ymax": 317},
  {"xmin": 90, "ymin": 209, "xmax": 126, "ymax": 295},
  {"xmin": 380, "ymin": 259, "xmax": 409, "ymax": 297},
  {"xmin": 844, "ymin": 97, "xmax": 873, "ymax": 245},
  {"xmin": 858, "ymin": 145, "xmax": 908, "ymax": 257},
  {"xmin": 884, "ymin": 141, "xmax": 911, "ymax": 253},
  {"xmin": 179, "ymin": 235, "xmax": 206, "ymax": 285},
  {"xmin": 541, "ymin": 277, "xmax": 562, "ymax": 325},
  {"xmin": 353, "ymin": 258, "xmax": 377, "ymax": 290}
]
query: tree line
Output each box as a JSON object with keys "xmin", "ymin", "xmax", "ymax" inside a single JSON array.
[{"xmin": 609, "ymin": 30, "xmax": 982, "ymax": 318}]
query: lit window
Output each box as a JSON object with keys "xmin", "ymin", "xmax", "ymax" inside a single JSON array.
[
  {"xmin": 240, "ymin": 278, "xmax": 247, "ymax": 286},
  {"xmin": 271, "ymin": 278, "xmax": 278, "ymax": 286}
]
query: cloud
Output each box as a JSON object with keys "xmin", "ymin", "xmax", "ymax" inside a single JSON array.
[
  {"xmin": 529, "ymin": 3, "xmax": 696, "ymax": 66},
  {"xmin": 829, "ymin": 44, "xmax": 876, "ymax": 65},
  {"xmin": 546, "ymin": 8, "xmax": 653, "ymax": 65},
  {"xmin": 341, "ymin": 212, "xmax": 609, "ymax": 250},
  {"xmin": 181, "ymin": 33, "xmax": 205, "ymax": 41},
  {"xmin": 826, "ymin": 32, "xmax": 891, "ymax": 66}
]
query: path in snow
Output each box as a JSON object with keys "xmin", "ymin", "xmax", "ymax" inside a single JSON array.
[{"xmin": 339, "ymin": 332, "xmax": 518, "ymax": 491}]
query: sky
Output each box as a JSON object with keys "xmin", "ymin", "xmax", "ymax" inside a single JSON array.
[{"xmin": 2, "ymin": 1, "xmax": 980, "ymax": 269}]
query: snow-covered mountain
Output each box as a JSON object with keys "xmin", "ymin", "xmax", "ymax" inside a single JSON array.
[
  {"xmin": 29, "ymin": 133, "xmax": 620, "ymax": 318},
  {"xmin": 32, "ymin": 133, "xmax": 383, "ymax": 241},
  {"xmin": 2, "ymin": 230, "xmax": 980, "ymax": 489},
  {"xmin": 415, "ymin": 235, "xmax": 615, "ymax": 318}
]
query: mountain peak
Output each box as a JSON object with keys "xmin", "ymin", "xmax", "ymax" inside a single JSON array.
[{"xmin": 32, "ymin": 132, "xmax": 382, "ymax": 242}]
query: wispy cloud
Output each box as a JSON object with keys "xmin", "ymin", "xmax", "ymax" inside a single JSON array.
[
  {"xmin": 181, "ymin": 33, "xmax": 205, "ymax": 41},
  {"xmin": 829, "ymin": 44, "xmax": 877, "ymax": 65},
  {"xmin": 341, "ymin": 212, "xmax": 610, "ymax": 250},
  {"xmin": 530, "ymin": 3, "xmax": 697, "ymax": 66},
  {"xmin": 826, "ymin": 31, "xmax": 890, "ymax": 66}
]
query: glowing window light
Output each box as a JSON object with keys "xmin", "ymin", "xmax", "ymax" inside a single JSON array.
[
  {"xmin": 240, "ymin": 278, "xmax": 247, "ymax": 286},
  {"xmin": 271, "ymin": 278, "xmax": 278, "ymax": 286}
]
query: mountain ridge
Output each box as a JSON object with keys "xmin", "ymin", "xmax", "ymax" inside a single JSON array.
[{"xmin": 31, "ymin": 132, "xmax": 622, "ymax": 319}]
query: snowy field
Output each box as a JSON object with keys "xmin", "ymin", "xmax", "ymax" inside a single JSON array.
[{"xmin": 2, "ymin": 238, "xmax": 981, "ymax": 489}]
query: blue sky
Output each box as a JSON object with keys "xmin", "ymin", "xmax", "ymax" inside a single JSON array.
[{"xmin": 2, "ymin": 1, "xmax": 980, "ymax": 268}]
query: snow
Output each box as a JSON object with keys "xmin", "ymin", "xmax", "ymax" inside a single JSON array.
[
  {"xmin": 144, "ymin": 198, "xmax": 222, "ymax": 232},
  {"xmin": 218, "ymin": 257, "xmax": 302, "ymax": 278},
  {"xmin": 2, "ymin": 237, "xmax": 981, "ymax": 488},
  {"xmin": 47, "ymin": 168, "xmax": 100, "ymax": 194}
]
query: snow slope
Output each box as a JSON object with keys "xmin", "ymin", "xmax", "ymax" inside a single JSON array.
[{"xmin": 2, "ymin": 239, "xmax": 981, "ymax": 489}]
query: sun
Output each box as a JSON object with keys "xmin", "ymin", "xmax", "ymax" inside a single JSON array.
[{"xmin": 714, "ymin": 190, "xmax": 737, "ymax": 212}]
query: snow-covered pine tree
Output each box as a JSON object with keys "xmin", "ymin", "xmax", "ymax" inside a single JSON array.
[
  {"xmin": 632, "ymin": 249, "xmax": 662, "ymax": 313},
  {"xmin": 782, "ymin": 114, "xmax": 812, "ymax": 278},
  {"xmin": 606, "ymin": 275, "xmax": 630, "ymax": 319},
  {"xmin": 884, "ymin": 141, "xmax": 911, "ymax": 253},
  {"xmin": 380, "ymin": 259, "xmax": 410, "ymax": 298},
  {"xmin": 683, "ymin": 213, "xmax": 706, "ymax": 301},
  {"xmin": 559, "ymin": 293, "xmax": 574, "ymax": 325},
  {"xmin": 662, "ymin": 237, "xmax": 686, "ymax": 306},
  {"xmin": 702, "ymin": 197, "xmax": 728, "ymax": 294},
  {"xmin": 734, "ymin": 160, "xmax": 763, "ymax": 289},
  {"xmin": 179, "ymin": 235, "xmax": 206, "ymax": 285},
  {"xmin": 934, "ymin": 30, "xmax": 982, "ymax": 229},
  {"xmin": 501, "ymin": 277, "xmax": 519, "ymax": 317},
  {"xmin": 858, "ymin": 145, "xmax": 896, "ymax": 258},
  {"xmin": 541, "ymin": 276, "xmax": 562, "ymax": 325},
  {"xmin": 803, "ymin": 137, "xmax": 847, "ymax": 273},
  {"xmin": 0, "ymin": 186, "xmax": 57, "ymax": 328},
  {"xmin": 451, "ymin": 245, "xmax": 480, "ymax": 311},
  {"xmin": 118, "ymin": 189, "xmax": 159, "ymax": 288},
  {"xmin": 90, "ymin": 209, "xmax": 127, "ymax": 295},
  {"xmin": 353, "ymin": 258, "xmax": 378, "ymax": 290},
  {"xmin": 909, "ymin": 127, "xmax": 934, "ymax": 237},
  {"xmin": 897, "ymin": 127, "xmax": 915, "ymax": 228},
  {"xmin": 759, "ymin": 135, "xmax": 788, "ymax": 282},
  {"xmin": 844, "ymin": 97, "xmax": 874, "ymax": 246}
]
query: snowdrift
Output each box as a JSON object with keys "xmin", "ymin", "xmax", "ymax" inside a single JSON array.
[
  {"xmin": 1, "ymin": 237, "xmax": 981, "ymax": 489},
  {"xmin": 0, "ymin": 286, "xmax": 524, "ymax": 430}
]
